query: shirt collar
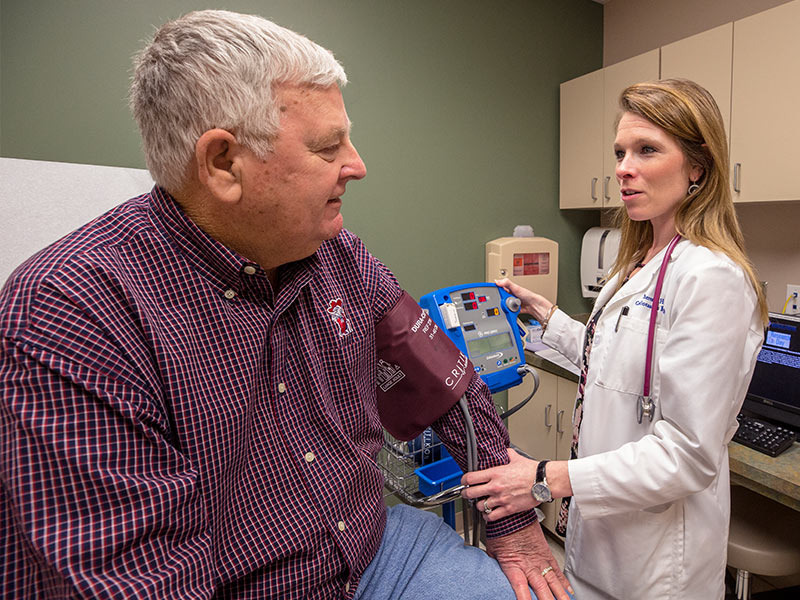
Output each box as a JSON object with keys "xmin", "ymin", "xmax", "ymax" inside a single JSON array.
[{"xmin": 147, "ymin": 186, "xmax": 322, "ymax": 298}]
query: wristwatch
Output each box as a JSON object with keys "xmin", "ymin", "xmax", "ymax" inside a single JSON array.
[{"xmin": 531, "ymin": 460, "xmax": 553, "ymax": 503}]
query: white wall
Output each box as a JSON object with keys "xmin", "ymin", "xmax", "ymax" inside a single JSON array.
[
  {"xmin": 602, "ymin": 0, "xmax": 791, "ymax": 65},
  {"xmin": 0, "ymin": 158, "xmax": 153, "ymax": 285}
]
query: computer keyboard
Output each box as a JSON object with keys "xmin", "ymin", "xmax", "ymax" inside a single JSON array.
[{"xmin": 733, "ymin": 414, "xmax": 797, "ymax": 457}]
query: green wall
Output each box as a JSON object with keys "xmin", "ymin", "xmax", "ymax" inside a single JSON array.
[{"xmin": 1, "ymin": 0, "xmax": 602, "ymax": 314}]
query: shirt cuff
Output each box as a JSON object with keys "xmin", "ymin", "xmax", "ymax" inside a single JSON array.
[
  {"xmin": 566, "ymin": 456, "xmax": 608, "ymax": 520},
  {"xmin": 541, "ymin": 308, "xmax": 568, "ymax": 345},
  {"xmin": 485, "ymin": 508, "xmax": 539, "ymax": 538}
]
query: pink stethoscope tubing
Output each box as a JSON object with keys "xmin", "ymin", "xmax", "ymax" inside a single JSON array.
[{"xmin": 638, "ymin": 233, "xmax": 682, "ymax": 423}]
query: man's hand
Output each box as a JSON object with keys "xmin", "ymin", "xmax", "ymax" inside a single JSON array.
[{"xmin": 486, "ymin": 522, "xmax": 573, "ymax": 600}]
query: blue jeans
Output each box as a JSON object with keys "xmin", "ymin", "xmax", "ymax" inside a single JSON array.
[{"xmin": 354, "ymin": 504, "xmax": 538, "ymax": 599}]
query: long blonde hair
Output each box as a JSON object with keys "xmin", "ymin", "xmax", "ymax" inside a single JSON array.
[{"xmin": 609, "ymin": 78, "xmax": 768, "ymax": 323}]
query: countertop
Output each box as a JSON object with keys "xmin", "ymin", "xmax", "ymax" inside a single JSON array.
[
  {"xmin": 524, "ymin": 349, "xmax": 579, "ymax": 383},
  {"xmin": 729, "ymin": 441, "xmax": 800, "ymax": 512}
]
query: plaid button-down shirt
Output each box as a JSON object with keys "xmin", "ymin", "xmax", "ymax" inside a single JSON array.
[{"xmin": 1, "ymin": 187, "xmax": 536, "ymax": 599}]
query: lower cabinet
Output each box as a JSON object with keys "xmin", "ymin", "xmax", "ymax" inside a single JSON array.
[{"xmin": 507, "ymin": 368, "xmax": 578, "ymax": 537}]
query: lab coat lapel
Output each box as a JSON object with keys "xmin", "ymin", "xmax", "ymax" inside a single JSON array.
[
  {"xmin": 591, "ymin": 267, "xmax": 654, "ymax": 317},
  {"xmin": 593, "ymin": 240, "xmax": 688, "ymax": 317}
]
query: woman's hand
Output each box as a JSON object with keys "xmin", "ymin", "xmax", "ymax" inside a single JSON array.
[
  {"xmin": 495, "ymin": 278, "xmax": 553, "ymax": 324},
  {"xmin": 461, "ymin": 448, "xmax": 540, "ymax": 522}
]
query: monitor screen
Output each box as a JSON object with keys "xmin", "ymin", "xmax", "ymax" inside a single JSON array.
[{"xmin": 742, "ymin": 313, "xmax": 800, "ymax": 430}]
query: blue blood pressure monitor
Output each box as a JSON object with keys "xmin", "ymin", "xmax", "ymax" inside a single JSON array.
[{"xmin": 419, "ymin": 283, "xmax": 525, "ymax": 394}]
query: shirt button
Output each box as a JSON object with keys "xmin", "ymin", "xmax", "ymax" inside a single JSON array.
[
  {"xmin": 243, "ymin": 265, "xmax": 257, "ymax": 275},
  {"xmin": 345, "ymin": 582, "xmax": 350, "ymax": 593},
  {"xmin": 277, "ymin": 382, "xmax": 286, "ymax": 394},
  {"xmin": 304, "ymin": 451, "xmax": 315, "ymax": 463},
  {"xmin": 223, "ymin": 289, "xmax": 236, "ymax": 300},
  {"xmin": 337, "ymin": 521, "xmax": 346, "ymax": 532}
]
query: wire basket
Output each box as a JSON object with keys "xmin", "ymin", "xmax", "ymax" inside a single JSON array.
[
  {"xmin": 379, "ymin": 428, "xmax": 472, "ymax": 537},
  {"xmin": 379, "ymin": 429, "xmax": 461, "ymax": 506},
  {"xmin": 379, "ymin": 431, "xmax": 427, "ymax": 505}
]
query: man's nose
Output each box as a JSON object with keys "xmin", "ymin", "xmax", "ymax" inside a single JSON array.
[{"xmin": 341, "ymin": 142, "xmax": 367, "ymax": 181}]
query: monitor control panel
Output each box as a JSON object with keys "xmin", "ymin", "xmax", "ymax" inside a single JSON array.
[{"xmin": 419, "ymin": 283, "xmax": 525, "ymax": 393}]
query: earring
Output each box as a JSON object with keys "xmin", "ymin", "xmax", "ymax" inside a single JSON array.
[{"xmin": 687, "ymin": 182, "xmax": 700, "ymax": 195}]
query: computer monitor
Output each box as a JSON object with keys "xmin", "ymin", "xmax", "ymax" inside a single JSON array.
[{"xmin": 741, "ymin": 312, "xmax": 800, "ymax": 431}]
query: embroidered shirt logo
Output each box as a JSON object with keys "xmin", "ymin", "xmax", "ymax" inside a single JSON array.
[
  {"xmin": 326, "ymin": 298, "xmax": 353, "ymax": 337},
  {"xmin": 377, "ymin": 359, "xmax": 406, "ymax": 392}
]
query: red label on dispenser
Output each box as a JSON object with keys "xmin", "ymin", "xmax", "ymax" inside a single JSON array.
[{"xmin": 513, "ymin": 252, "xmax": 550, "ymax": 276}]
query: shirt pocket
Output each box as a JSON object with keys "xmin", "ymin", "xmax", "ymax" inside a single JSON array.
[
  {"xmin": 304, "ymin": 294, "xmax": 372, "ymax": 382},
  {"xmin": 319, "ymin": 324, "xmax": 371, "ymax": 382},
  {"xmin": 594, "ymin": 313, "xmax": 668, "ymax": 399}
]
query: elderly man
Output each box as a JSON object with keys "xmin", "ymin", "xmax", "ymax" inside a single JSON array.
[{"xmin": 1, "ymin": 10, "xmax": 571, "ymax": 600}]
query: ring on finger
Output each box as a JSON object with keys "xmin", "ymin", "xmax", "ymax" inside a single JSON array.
[
  {"xmin": 541, "ymin": 566, "xmax": 553, "ymax": 577},
  {"xmin": 483, "ymin": 499, "xmax": 492, "ymax": 514}
]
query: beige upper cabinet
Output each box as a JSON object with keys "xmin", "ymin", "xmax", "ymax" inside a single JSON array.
[
  {"xmin": 729, "ymin": 0, "xmax": 800, "ymax": 203},
  {"xmin": 560, "ymin": 1, "xmax": 799, "ymax": 209},
  {"xmin": 661, "ymin": 23, "xmax": 733, "ymax": 142},
  {"xmin": 559, "ymin": 50, "xmax": 659, "ymax": 209},
  {"xmin": 601, "ymin": 50, "xmax": 661, "ymax": 208},
  {"xmin": 559, "ymin": 70, "xmax": 603, "ymax": 209}
]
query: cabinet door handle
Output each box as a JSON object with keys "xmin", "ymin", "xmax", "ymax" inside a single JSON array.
[
  {"xmin": 544, "ymin": 404, "xmax": 552, "ymax": 428},
  {"xmin": 557, "ymin": 409, "xmax": 565, "ymax": 434},
  {"xmin": 591, "ymin": 177, "xmax": 598, "ymax": 202},
  {"xmin": 603, "ymin": 176, "xmax": 611, "ymax": 201},
  {"xmin": 733, "ymin": 163, "xmax": 741, "ymax": 193}
]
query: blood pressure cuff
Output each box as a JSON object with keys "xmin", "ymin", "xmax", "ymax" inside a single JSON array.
[{"xmin": 375, "ymin": 291, "xmax": 474, "ymax": 440}]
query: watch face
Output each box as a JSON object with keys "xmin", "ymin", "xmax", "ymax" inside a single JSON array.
[{"xmin": 532, "ymin": 482, "xmax": 552, "ymax": 503}]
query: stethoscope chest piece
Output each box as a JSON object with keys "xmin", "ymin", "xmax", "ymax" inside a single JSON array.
[{"xmin": 637, "ymin": 395, "xmax": 656, "ymax": 424}]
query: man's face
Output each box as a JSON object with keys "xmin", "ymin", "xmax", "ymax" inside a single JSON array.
[{"xmin": 237, "ymin": 84, "xmax": 366, "ymax": 266}]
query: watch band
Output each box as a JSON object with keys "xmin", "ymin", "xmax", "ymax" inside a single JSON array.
[
  {"xmin": 531, "ymin": 459, "xmax": 553, "ymax": 503},
  {"xmin": 536, "ymin": 460, "xmax": 550, "ymax": 485}
]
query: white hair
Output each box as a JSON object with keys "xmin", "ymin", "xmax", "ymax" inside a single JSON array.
[{"xmin": 129, "ymin": 10, "xmax": 347, "ymax": 192}]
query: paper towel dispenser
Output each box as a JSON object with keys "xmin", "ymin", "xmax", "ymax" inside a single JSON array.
[{"xmin": 581, "ymin": 227, "xmax": 621, "ymax": 298}]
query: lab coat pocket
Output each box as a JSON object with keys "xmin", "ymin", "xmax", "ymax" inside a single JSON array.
[
  {"xmin": 569, "ymin": 502, "xmax": 685, "ymax": 599},
  {"xmin": 595, "ymin": 314, "xmax": 668, "ymax": 399},
  {"xmin": 627, "ymin": 501, "xmax": 685, "ymax": 596}
]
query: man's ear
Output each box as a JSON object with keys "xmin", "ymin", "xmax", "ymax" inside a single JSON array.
[{"xmin": 194, "ymin": 129, "xmax": 242, "ymax": 203}]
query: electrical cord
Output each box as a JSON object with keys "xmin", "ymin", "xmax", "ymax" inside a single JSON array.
[
  {"xmin": 441, "ymin": 364, "xmax": 543, "ymax": 546},
  {"xmin": 458, "ymin": 395, "xmax": 482, "ymax": 546},
  {"xmin": 783, "ymin": 292, "xmax": 798, "ymax": 314},
  {"xmin": 410, "ymin": 396, "xmax": 479, "ymax": 544},
  {"xmin": 500, "ymin": 364, "xmax": 540, "ymax": 420},
  {"xmin": 461, "ymin": 365, "xmax": 542, "ymax": 546}
]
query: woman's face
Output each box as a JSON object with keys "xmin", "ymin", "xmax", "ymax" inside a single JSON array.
[{"xmin": 614, "ymin": 112, "xmax": 702, "ymax": 234}]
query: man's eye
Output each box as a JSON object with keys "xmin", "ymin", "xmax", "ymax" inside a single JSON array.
[
  {"xmin": 614, "ymin": 150, "xmax": 625, "ymax": 161},
  {"xmin": 641, "ymin": 146, "xmax": 656, "ymax": 154},
  {"xmin": 318, "ymin": 144, "xmax": 340, "ymax": 157}
]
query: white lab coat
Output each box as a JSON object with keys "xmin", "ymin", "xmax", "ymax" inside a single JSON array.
[{"xmin": 543, "ymin": 239, "xmax": 763, "ymax": 600}]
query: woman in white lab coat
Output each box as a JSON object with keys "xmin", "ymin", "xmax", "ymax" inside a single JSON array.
[{"xmin": 463, "ymin": 79, "xmax": 768, "ymax": 599}]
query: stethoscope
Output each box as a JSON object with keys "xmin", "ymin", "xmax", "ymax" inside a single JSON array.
[{"xmin": 636, "ymin": 233, "xmax": 682, "ymax": 424}]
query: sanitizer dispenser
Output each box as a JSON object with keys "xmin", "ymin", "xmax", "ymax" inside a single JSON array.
[{"xmin": 485, "ymin": 230, "xmax": 558, "ymax": 304}]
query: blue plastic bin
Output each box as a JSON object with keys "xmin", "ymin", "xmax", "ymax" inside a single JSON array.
[{"xmin": 415, "ymin": 456, "xmax": 463, "ymax": 495}]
